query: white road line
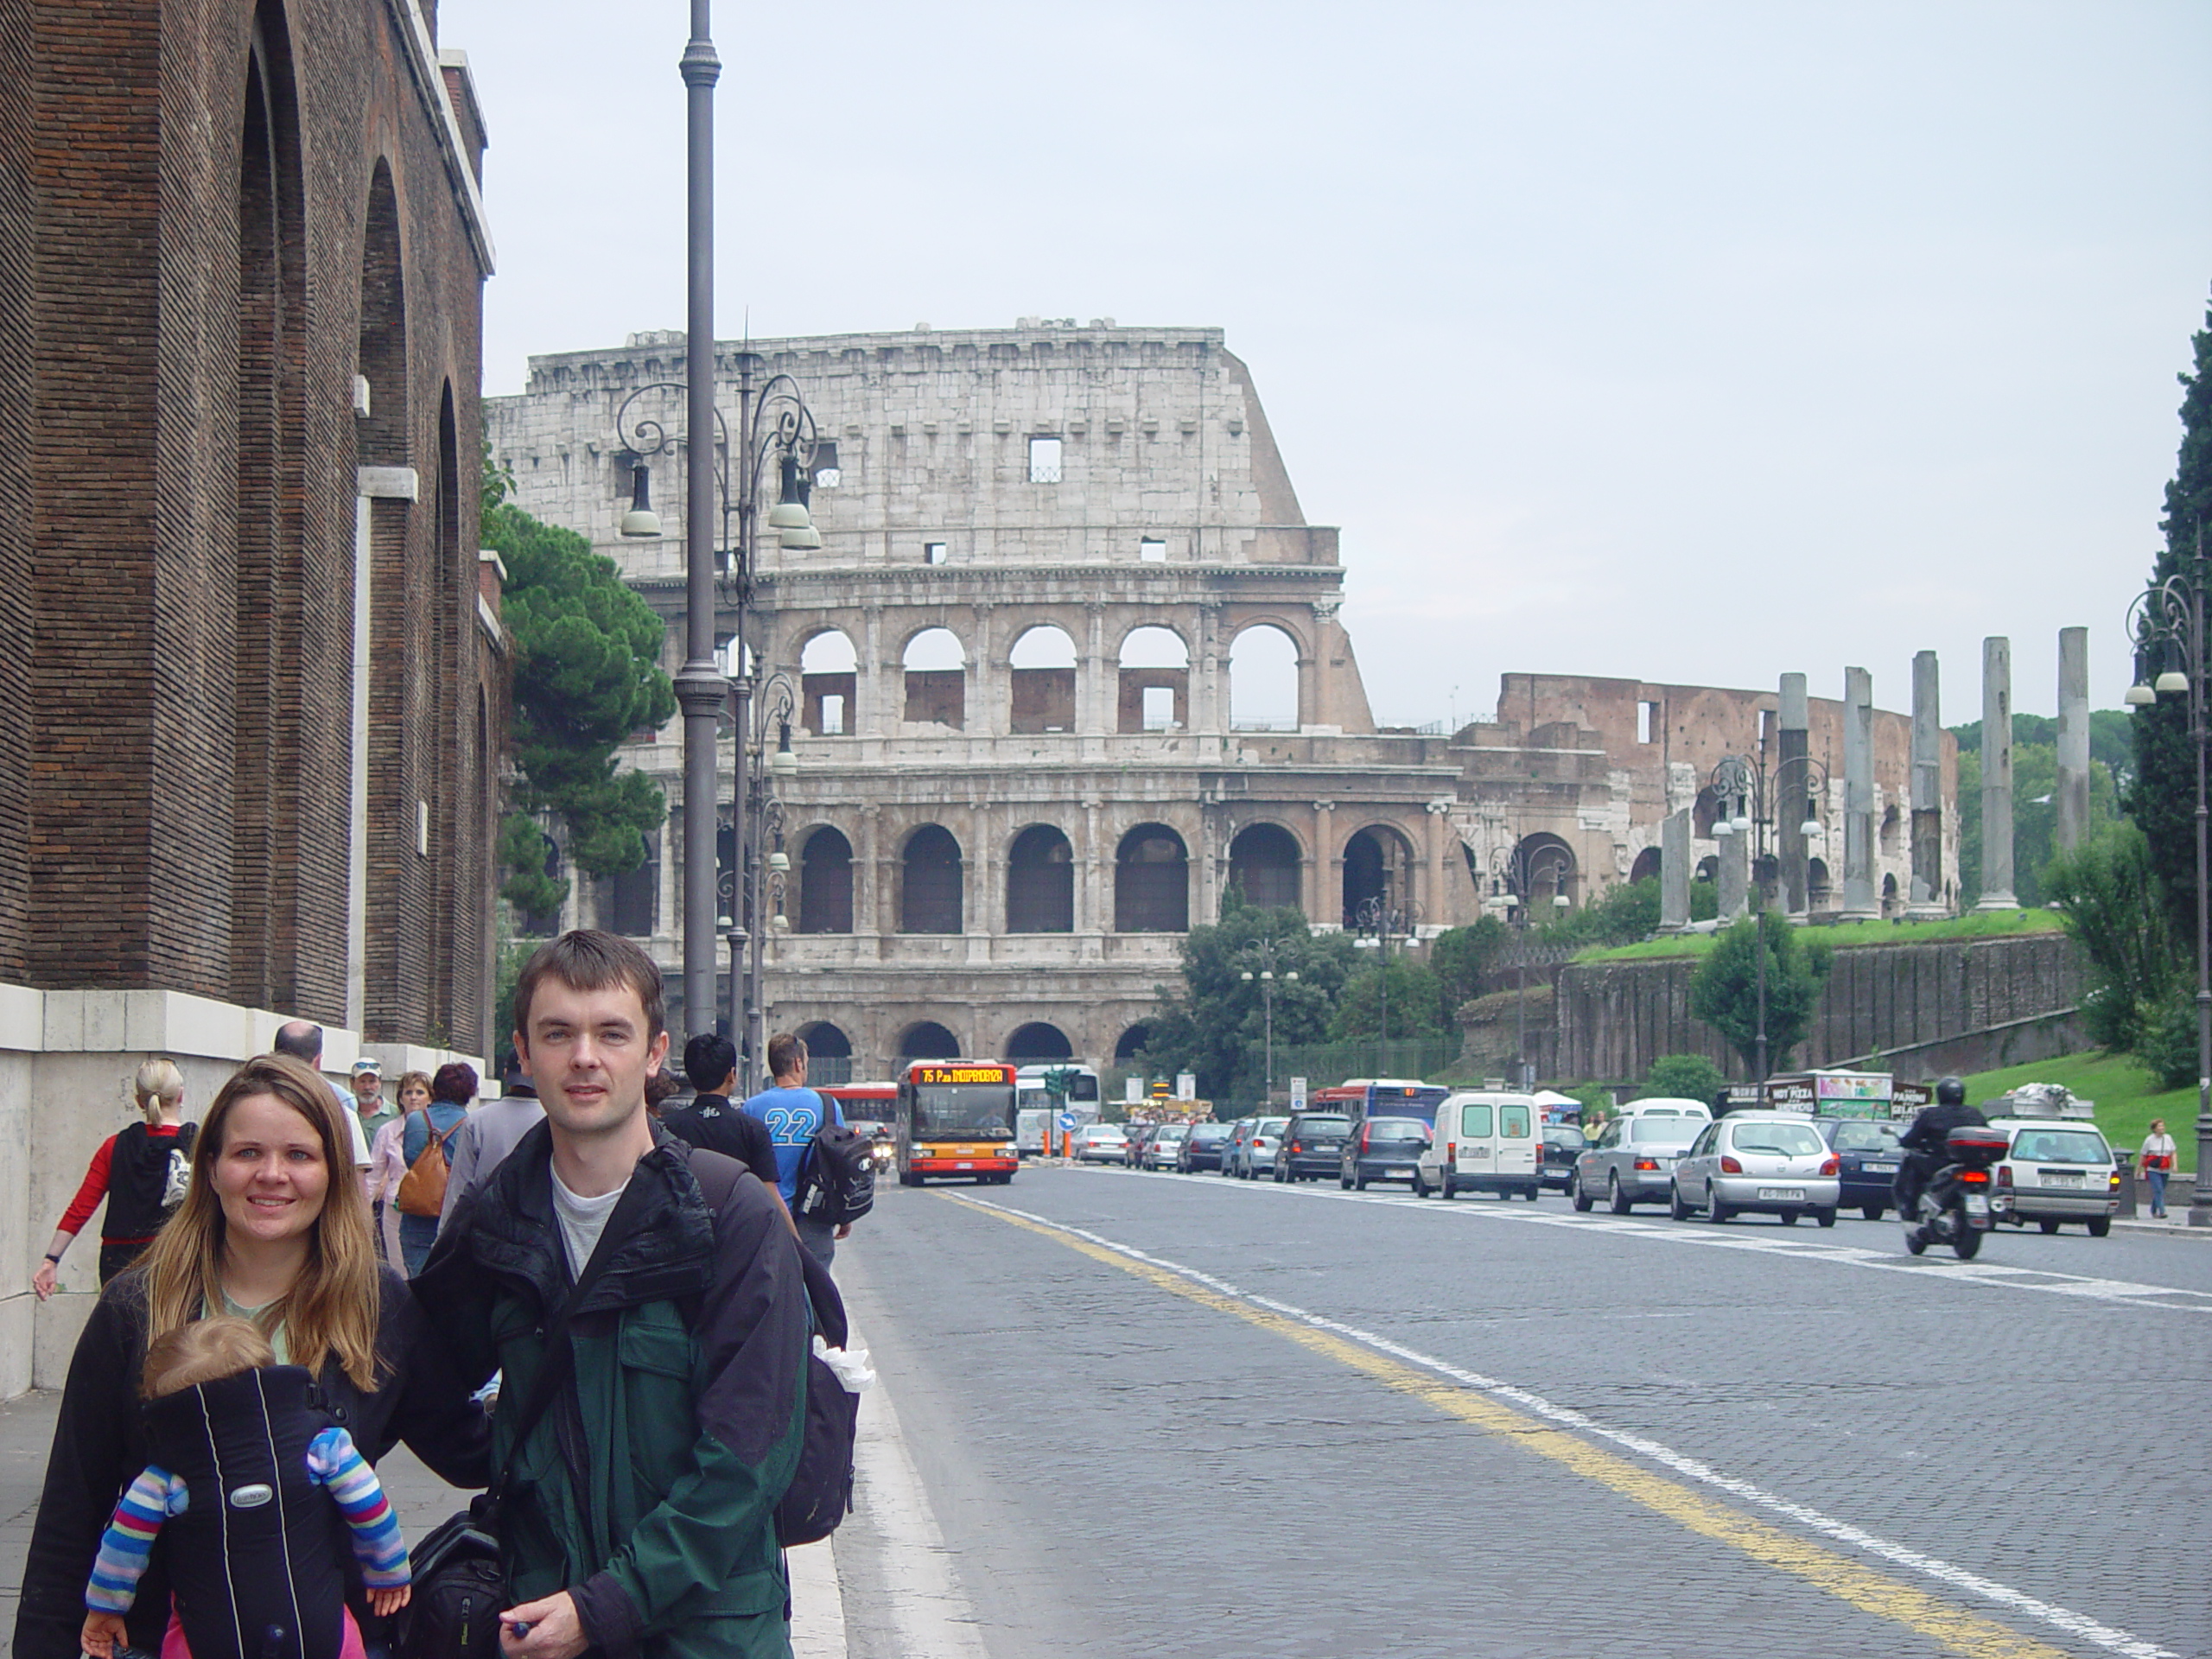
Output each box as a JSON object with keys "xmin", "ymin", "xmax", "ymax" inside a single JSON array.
[
  {"xmin": 842, "ymin": 1325, "xmax": 991, "ymax": 1659},
  {"xmin": 1123, "ymin": 1169, "xmax": 2212, "ymax": 1313},
  {"xmin": 968, "ymin": 1193, "xmax": 2179, "ymax": 1659}
]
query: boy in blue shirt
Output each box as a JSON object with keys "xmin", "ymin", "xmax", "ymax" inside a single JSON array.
[{"xmin": 742, "ymin": 1032, "xmax": 847, "ymax": 1264}]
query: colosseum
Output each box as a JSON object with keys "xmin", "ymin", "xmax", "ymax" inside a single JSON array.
[{"xmin": 486, "ymin": 320, "xmax": 1954, "ymax": 1080}]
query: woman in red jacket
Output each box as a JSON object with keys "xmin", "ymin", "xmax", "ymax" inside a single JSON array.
[{"xmin": 32, "ymin": 1058, "xmax": 195, "ymax": 1295}]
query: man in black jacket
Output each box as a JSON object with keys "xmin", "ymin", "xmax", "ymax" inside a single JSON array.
[
  {"xmin": 663, "ymin": 1032, "xmax": 782, "ymax": 1192},
  {"xmin": 1894, "ymin": 1076, "xmax": 1987, "ymax": 1221}
]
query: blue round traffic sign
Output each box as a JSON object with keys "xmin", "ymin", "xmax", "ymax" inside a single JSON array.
[{"xmin": 1057, "ymin": 1113, "xmax": 1077, "ymax": 1130}]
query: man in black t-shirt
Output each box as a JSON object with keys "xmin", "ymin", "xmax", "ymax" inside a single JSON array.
[{"xmin": 662, "ymin": 1033, "xmax": 782, "ymax": 1191}]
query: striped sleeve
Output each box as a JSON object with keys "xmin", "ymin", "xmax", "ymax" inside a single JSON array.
[
  {"xmin": 86, "ymin": 1466, "xmax": 184, "ymax": 1613},
  {"xmin": 307, "ymin": 1427, "xmax": 410, "ymax": 1587}
]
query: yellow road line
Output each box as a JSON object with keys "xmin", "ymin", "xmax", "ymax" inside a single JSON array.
[{"xmin": 947, "ymin": 1194, "xmax": 2075, "ymax": 1659}]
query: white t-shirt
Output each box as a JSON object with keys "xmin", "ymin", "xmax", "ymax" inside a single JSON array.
[
  {"xmin": 2141, "ymin": 1133, "xmax": 2178, "ymax": 1164},
  {"xmin": 550, "ymin": 1167, "xmax": 630, "ymax": 1277}
]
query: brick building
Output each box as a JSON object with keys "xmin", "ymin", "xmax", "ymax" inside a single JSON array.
[
  {"xmin": 489, "ymin": 320, "xmax": 1957, "ymax": 1084},
  {"xmin": 0, "ymin": 0, "xmax": 502, "ymax": 1391}
]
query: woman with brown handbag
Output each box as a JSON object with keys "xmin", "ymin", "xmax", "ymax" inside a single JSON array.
[{"xmin": 394, "ymin": 1064, "xmax": 475, "ymax": 1275}]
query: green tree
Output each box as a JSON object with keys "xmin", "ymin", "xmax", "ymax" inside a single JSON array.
[
  {"xmin": 1535, "ymin": 877, "xmax": 1662, "ymax": 947},
  {"xmin": 1138, "ymin": 895, "xmax": 1360, "ymax": 1099},
  {"xmin": 1639, "ymin": 1053, "xmax": 1725, "ymax": 1105},
  {"xmin": 1329, "ymin": 957, "xmax": 1448, "ymax": 1042},
  {"xmin": 1429, "ymin": 916, "xmax": 1509, "ymax": 1012},
  {"xmin": 1688, "ymin": 917, "xmax": 1834, "ymax": 1073},
  {"xmin": 483, "ymin": 495, "xmax": 677, "ymax": 908},
  {"xmin": 2044, "ymin": 823, "xmax": 2186, "ymax": 1077},
  {"xmin": 2132, "ymin": 289, "xmax": 2212, "ymax": 941}
]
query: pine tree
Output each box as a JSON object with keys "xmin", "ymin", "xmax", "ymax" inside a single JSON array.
[{"xmin": 2133, "ymin": 289, "xmax": 2212, "ymax": 941}]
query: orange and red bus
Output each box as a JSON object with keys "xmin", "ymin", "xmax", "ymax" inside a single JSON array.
[
  {"xmin": 1309, "ymin": 1078, "xmax": 1452, "ymax": 1127},
  {"xmin": 819, "ymin": 1080, "xmax": 898, "ymax": 1135},
  {"xmin": 893, "ymin": 1059, "xmax": 1020, "ymax": 1186}
]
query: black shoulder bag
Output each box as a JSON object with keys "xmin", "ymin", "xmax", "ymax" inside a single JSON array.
[{"xmin": 397, "ymin": 1179, "xmax": 654, "ymax": 1659}]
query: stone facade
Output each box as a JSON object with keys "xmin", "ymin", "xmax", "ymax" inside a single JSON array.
[
  {"xmin": 489, "ymin": 321, "xmax": 1957, "ymax": 1081},
  {"xmin": 0, "ymin": 0, "xmax": 501, "ymax": 1390}
]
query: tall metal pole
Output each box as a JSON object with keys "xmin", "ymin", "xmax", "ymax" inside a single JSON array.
[
  {"xmin": 2192, "ymin": 532, "xmax": 2211, "ymax": 1228},
  {"xmin": 672, "ymin": 2, "xmax": 724, "ymax": 1046}
]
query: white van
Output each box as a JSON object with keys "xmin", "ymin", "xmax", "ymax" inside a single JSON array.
[
  {"xmin": 1621, "ymin": 1097, "xmax": 1714, "ymax": 1124},
  {"xmin": 1414, "ymin": 1091, "xmax": 1541, "ymax": 1200}
]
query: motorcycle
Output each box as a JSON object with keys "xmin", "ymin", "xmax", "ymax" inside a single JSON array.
[
  {"xmin": 867, "ymin": 1136, "xmax": 895, "ymax": 1175},
  {"xmin": 1902, "ymin": 1124, "xmax": 2011, "ymax": 1260}
]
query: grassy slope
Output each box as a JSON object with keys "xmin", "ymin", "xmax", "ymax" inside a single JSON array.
[
  {"xmin": 1963, "ymin": 1050, "xmax": 2197, "ymax": 1173},
  {"xmin": 1573, "ymin": 908, "xmax": 2066, "ymax": 963}
]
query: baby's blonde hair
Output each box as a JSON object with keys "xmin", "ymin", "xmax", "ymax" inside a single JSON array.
[
  {"xmin": 142, "ymin": 1315, "xmax": 275, "ymax": 1399},
  {"xmin": 134, "ymin": 1057, "xmax": 185, "ymax": 1126}
]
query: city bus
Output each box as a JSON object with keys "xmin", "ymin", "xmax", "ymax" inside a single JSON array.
[
  {"xmin": 1309, "ymin": 1078, "xmax": 1452, "ymax": 1128},
  {"xmin": 819, "ymin": 1080, "xmax": 899, "ymax": 1137},
  {"xmin": 1014, "ymin": 1063, "xmax": 1102, "ymax": 1154},
  {"xmin": 895, "ymin": 1059, "xmax": 1020, "ymax": 1186}
]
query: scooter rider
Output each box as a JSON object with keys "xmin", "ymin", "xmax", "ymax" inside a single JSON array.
[{"xmin": 1894, "ymin": 1077, "xmax": 1987, "ymax": 1221}]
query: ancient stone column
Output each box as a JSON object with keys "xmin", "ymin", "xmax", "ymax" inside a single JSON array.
[
  {"xmin": 1660, "ymin": 809, "xmax": 1691, "ymax": 931},
  {"xmin": 1777, "ymin": 673, "xmax": 1809, "ymax": 916},
  {"xmin": 1842, "ymin": 665, "xmax": 1880, "ymax": 919},
  {"xmin": 1977, "ymin": 636, "xmax": 2018, "ymax": 910},
  {"xmin": 2056, "ymin": 626, "xmax": 2090, "ymax": 853},
  {"xmin": 1717, "ymin": 821, "xmax": 1749, "ymax": 920},
  {"xmin": 1909, "ymin": 650, "xmax": 1946, "ymax": 917}
]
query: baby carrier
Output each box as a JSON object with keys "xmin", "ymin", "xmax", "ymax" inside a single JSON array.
[{"xmin": 141, "ymin": 1364, "xmax": 346, "ymax": 1659}]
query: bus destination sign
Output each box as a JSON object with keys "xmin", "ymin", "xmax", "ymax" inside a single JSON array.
[{"xmin": 912, "ymin": 1065, "xmax": 1010, "ymax": 1086}]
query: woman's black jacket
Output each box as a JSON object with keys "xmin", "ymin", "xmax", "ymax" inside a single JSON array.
[{"xmin": 10, "ymin": 1264, "xmax": 492, "ymax": 1659}]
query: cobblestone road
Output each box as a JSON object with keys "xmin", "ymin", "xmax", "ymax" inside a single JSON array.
[{"xmin": 832, "ymin": 1164, "xmax": 2209, "ymax": 1659}]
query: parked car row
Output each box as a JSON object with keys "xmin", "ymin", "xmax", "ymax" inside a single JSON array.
[{"xmin": 1077, "ymin": 1094, "xmax": 2124, "ymax": 1240}]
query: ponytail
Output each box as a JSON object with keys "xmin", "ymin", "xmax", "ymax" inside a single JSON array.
[{"xmin": 135, "ymin": 1057, "xmax": 185, "ymax": 1125}]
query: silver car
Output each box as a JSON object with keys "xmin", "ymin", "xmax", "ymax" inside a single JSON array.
[
  {"xmin": 1669, "ymin": 1112, "xmax": 1841, "ymax": 1225},
  {"xmin": 1233, "ymin": 1116, "xmax": 1290, "ymax": 1179},
  {"xmin": 1142, "ymin": 1122, "xmax": 1192, "ymax": 1171},
  {"xmin": 1572, "ymin": 1116, "xmax": 1700, "ymax": 1213}
]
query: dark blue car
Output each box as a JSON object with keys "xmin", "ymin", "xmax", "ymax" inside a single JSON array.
[{"xmin": 1815, "ymin": 1116, "xmax": 1904, "ymax": 1220}]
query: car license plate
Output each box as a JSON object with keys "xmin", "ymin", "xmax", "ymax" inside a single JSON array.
[
  {"xmin": 1864, "ymin": 1162, "xmax": 1897, "ymax": 1174},
  {"xmin": 1758, "ymin": 1187, "xmax": 1805, "ymax": 1201},
  {"xmin": 1964, "ymin": 1193, "xmax": 1989, "ymax": 1214},
  {"xmin": 2043, "ymin": 1172, "xmax": 2084, "ymax": 1187},
  {"xmin": 956, "ymin": 1161, "xmax": 974, "ymax": 1169}
]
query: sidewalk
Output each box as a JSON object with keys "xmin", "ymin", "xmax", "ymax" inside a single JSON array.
[{"xmin": 0, "ymin": 1389, "xmax": 846, "ymax": 1659}]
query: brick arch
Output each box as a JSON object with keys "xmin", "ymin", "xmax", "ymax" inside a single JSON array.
[
  {"xmin": 1227, "ymin": 819, "xmax": 1305, "ymax": 915},
  {"xmin": 1006, "ymin": 821, "xmax": 1075, "ymax": 933},
  {"xmin": 796, "ymin": 624, "xmax": 858, "ymax": 735},
  {"xmin": 230, "ymin": 0, "xmax": 311, "ymax": 1011},
  {"xmin": 1341, "ymin": 820, "xmax": 1419, "ymax": 926}
]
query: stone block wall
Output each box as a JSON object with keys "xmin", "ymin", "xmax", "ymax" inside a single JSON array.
[{"xmin": 1518, "ymin": 930, "xmax": 2084, "ymax": 1084}]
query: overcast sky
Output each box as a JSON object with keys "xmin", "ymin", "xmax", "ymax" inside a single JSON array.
[{"xmin": 443, "ymin": 0, "xmax": 2212, "ymax": 731}]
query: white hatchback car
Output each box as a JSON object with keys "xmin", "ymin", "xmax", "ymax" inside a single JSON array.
[
  {"xmin": 1669, "ymin": 1111, "xmax": 1841, "ymax": 1226},
  {"xmin": 1074, "ymin": 1123, "xmax": 1130, "ymax": 1164},
  {"xmin": 1986, "ymin": 1118, "xmax": 2120, "ymax": 1236}
]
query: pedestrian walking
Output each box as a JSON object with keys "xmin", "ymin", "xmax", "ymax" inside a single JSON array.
[
  {"xmin": 34, "ymin": 1058, "xmax": 197, "ymax": 1296},
  {"xmin": 2139, "ymin": 1118, "xmax": 2178, "ymax": 1218},
  {"xmin": 365, "ymin": 1069, "xmax": 427, "ymax": 1266},
  {"xmin": 435, "ymin": 1060, "xmax": 544, "ymax": 1236},
  {"xmin": 12, "ymin": 1052, "xmax": 487, "ymax": 1659},
  {"xmin": 418, "ymin": 930, "xmax": 812, "ymax": 1659},
  {"xmin": 744, "ymin": 1032, "xmax": 850, "ymax": 1266},
  {"xmin": 662, "ymin": 1032, "xmax": 783, "ymax": 1191},
  {"xmin": 393, "ymin": 1064, "xmax": 474, "ymax": 1276},
  {"xmin": 270, "ymin": 1022, "xmax": 375, "ymax": 1179},
  {"xmin": 78, "ymin": 1315, "xmax": 411, "ymax": 1659}
]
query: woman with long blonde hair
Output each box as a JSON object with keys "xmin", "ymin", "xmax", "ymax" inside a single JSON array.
[
  {"xmin": 13, "ymin": 1054, "xmax": 489, "ymax": 1659},
  {"xmin": 33, "ymin": 1058, "xmax": 194, "ymax": 1297}
]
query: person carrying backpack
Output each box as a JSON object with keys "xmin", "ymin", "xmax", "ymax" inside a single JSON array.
[
  {"xmin": 743, "ymin": 1033, "xmax": 854, "ymax": 1266},
  {"xmin": 34, "ymin": 1058, "xmax": 198, "ymax": 1294},
  {"xmin": 416, "ymin": 931, "xmax": 819, "ymax": 1659}
]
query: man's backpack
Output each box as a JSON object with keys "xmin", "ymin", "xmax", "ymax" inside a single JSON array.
[
  {"xmin": 793, "ymin": 1120, "xmax": 875, "ymax": 1230},
  {"xmin": 686, "ymin": 1149, "xmax": 861, "ymax": 1546}
]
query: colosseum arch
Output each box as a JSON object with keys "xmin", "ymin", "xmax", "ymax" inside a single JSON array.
[
  {"xmin": 1341, "ymin": 823, "xmax": 1417, "ymax": 926},
  {"xmin": 1227, "ymin": 822, "xmax": 1303, "ymax": 914},
  {"xmin": 1510, "ymin": 833, "xmax": 1579, "ymax": 912},
  {"xmin": 1116, "ymin": 626, "xmax": 1188, "ymax": 734},
  {"xmin": 1229, "ymin": 623, "xmax": 1301, "ymax": 732},
  {"xmin": 896, "ymin": 1020, "xmax": 961, "ymax": 1059},
  {"xmin": 797, "ymin": 824, "xmax": 854, "ymax": 934},
  {"xmin": 1005, "ymin": 1022, "xmax": 1074, "ymax": 1061},
  {"xmin": 899, "ymin": 823, "xmax": 963, "ymax": 933},
  {"xmin": 1114, "ymin": 1023, "xmax": 1152, "ymax": 1062},
  {"xmin": 1629, "ymin": 845, "xmax": 1663, "ymax": 886},
  {"xmin": 1116, "ymin": 823, "xmax": 1189, "ymax": 932},
  {"xmin": 1008, "ymin": 624, "xmax": 1077, "ymax": 734},
  {"xmin": 902, "ymin": 627, "xmax": 966, "ymax": 728},
  {"xmin": 1006, "ymin": 823, "xmax": 1074, "ymax": 932},
  {"xmin": 800, "ymin": 628, "xmax": 857, "ymax": 736}
]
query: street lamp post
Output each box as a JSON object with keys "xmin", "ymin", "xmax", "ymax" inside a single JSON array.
[
  {"xmin": 1351, "ymin": 893, "xmax": 1421, "ymax": 1076},
  {"xmin": 616, "ymin": 360, "xmax": 820, "ymax": 1053},
  {"xmin": 1488, "ymin": 842, "xmax": 1569, "ymax": 1090},
  {"xmin": 1709, "ymin": 746, "xmax": 1828, "ymax": 1085},
  {"xmin": 736, "ymin": 672, "xmax": 798, "ymax": 1093},
  {"xmin": 1239, "ymin": 938, "xmax": 1300, "ymax": 1103},
  {"xmin": 2126, "ymin": 528, "xmax": 2211, "ymax": 1227}
]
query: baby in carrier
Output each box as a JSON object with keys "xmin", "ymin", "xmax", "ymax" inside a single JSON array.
[{"xmin": 81, "ymin": 1317, "xmax": 411, "ymax": 1659}]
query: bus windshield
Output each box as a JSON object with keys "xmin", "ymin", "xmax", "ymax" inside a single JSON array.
[{"xmin": 915, "ymin": 1084, "xmax": 1016, "ymax": 1141}]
